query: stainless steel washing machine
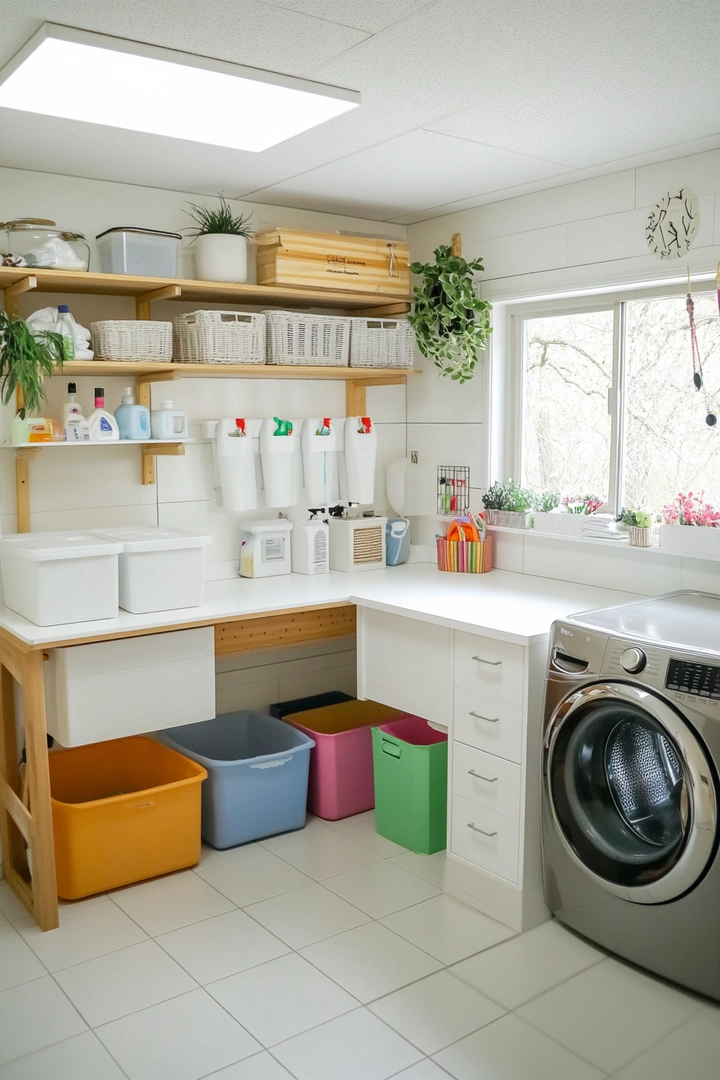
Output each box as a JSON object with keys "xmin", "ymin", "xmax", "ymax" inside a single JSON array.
[{"xmin": 541, "ymin": 590, "xmax": 720, "ymax": 1001}]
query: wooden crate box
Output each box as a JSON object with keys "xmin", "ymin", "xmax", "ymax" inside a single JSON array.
[{"xmin": 254, "ymin": 229, "xmax": 410, "ymax": 297}]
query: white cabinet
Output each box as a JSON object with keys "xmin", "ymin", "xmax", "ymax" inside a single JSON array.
[
  {"xmin": 357, "ymin": 606, "xmax": 452, "ymax": 728},
  {"xmin": 355, "ymin": 606, "xmax": 549, "ymax": 933}
]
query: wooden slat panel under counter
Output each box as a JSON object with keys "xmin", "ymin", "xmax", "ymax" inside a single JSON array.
[{"xmin": 214, "ymin": 603, "xmax": 356, "ymax": 656}]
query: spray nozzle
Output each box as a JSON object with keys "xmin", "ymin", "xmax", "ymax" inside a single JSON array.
[
  {"xmin": 234, "ymin": 418, "xmax": 247, "ymax": 436},
  {"xmin": 359, "ymin": 416, "xmax": 372, "ymax": 433},
  {"xmin": 273, "ymin": 417, "xmax": 293, "ymax": 436}
]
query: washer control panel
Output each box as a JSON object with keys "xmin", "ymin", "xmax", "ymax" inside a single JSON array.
[{"xmin": 666, "ymin": 658, "xmax": 720, "ymax": 700}]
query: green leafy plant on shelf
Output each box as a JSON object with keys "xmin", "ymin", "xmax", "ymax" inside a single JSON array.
[
  {"xmin": 183, "ymin": 194, "xmax": 254, "ymax": 239},
  {"xmin": 0, "ymin": 312, "xmax": 65, "ymax": 417},
  {"xmin": 622, "ymin": 508, "xmax": 653, "ymax": 528},
  {"xmin": 482, "ymin": 478, "xmax": 533, "ymax": 513},
  {"xmin": 408, "ymin": 244, "xmax": 492, "ymax": 384},
  {"xmin": 532, "ymin": 490, "xmax": 561, "ymax": 513}
]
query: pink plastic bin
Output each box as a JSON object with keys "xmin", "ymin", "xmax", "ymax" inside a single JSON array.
[{"xmin": 284, "ymin": 700, "xmax": 406, "ymax": 820}]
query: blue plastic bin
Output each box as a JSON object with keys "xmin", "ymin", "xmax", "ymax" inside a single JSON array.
[{"xmin": 160, "ymin": 711, "xmax": 315, "ymax": 849}]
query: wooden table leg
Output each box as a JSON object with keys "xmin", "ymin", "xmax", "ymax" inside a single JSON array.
[{"xmin": 0, "ymin": 636, "xmax": 58, "ymax": 930}]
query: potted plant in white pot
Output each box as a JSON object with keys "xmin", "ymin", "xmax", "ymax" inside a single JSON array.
[
  {"xmin": 622, "ymin": 507, "xmax": 654, "ymax": 547},
  {"xmin": 557, "ymin": 493, "xmax": 604, "ymax": 535},
  {"xmin": 660, "ymin": 492, "xmax": 720, "ymax": 555},
  {"xmin": 185, "ymin": 195, "xmax": 254, "ymax": 283},
  {"xmin": 531, "ymin": 490, "xmax": 566, "ymax": 533}
]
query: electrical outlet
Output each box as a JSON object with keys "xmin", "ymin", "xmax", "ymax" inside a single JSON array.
[{"xmin": 410, "ymin": 451, "xmax": 418, "ymax": 464}]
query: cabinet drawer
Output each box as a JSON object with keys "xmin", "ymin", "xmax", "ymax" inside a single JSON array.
[
  {"xmin": 453, "ymin": 743, "xmax": 521, "ymax": 820},
  {"xmin": 454, "ymin": 632, "xmax": 524, "ymax": 705},
  {"xmin": 453, "ymin": 688, "xmax": 523, "ymax": 763},
  {"xmin": 451, "ymin": 795, "xmax": 519, "ymax": 883}
]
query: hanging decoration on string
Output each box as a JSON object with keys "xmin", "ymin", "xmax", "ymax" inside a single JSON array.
[
  {"xmin": 686, "ymin": 268, "xmax": 716, "ymax": 426},
  {"xmin": 646, "ymin": 188, "xmax": 699, "ymax": 259}
]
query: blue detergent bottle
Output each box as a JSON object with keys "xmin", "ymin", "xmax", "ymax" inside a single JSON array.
[{"xmin": 114, "ymin": 386, "xmax": 151, "ymax": 440}]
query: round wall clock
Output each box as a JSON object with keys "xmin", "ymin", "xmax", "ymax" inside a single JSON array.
[{"xmin": 646, "ymin": 187, "xmax": 699, "ymax": 259}]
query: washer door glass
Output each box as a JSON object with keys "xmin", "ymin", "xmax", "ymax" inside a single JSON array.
[{"xmin": 548, "ymin": 695, "xmax": 692, "ymax": 890}]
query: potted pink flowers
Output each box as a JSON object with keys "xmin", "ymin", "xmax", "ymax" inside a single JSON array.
[{"xmin": 660, "ymin": 492, "xmax": 720, "ymax": 555}]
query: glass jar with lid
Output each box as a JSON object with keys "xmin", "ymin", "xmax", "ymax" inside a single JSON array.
[{"xmin": 1, "ymin": 218, "xmax": 90, "ymax": 271}]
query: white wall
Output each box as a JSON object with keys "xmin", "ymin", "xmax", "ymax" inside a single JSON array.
[
  {"xmin": 0, "ymin": 168, "xmax": 408, "ymax": 575},
  {"xmin": 405, "ymin": 147, "xmax": 720, "ymax": 591}
]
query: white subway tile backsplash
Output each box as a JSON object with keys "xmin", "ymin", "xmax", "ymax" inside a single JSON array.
[
  {"xmin": 490, "ymin": 530, "xmax": 524, "ymax": 572},
  {"xmin": 366, "ymin": 383, "xmax": 407, "ymax": 425},
  {"xmin": 407, "ymin": 351, "xmax": 486, "ymax": 425},
  {"xmin": 156, "ymin": 438, "xmax": 215, "ymax": 505},
  {"xmin": 405, "ymin": 424, "xmax": 485, "ymax": 517},
  {"xmin": 374, "ymin": 424, "xmax": 407, "ymax": 515},
  {"xmin": 158, "ymin": 500, "xmax": 242, "ymax": 564},
  {"xmin": 25, "ymin": 447, "xmax": 156, "ymax": 513},
  {"xmin": 29, "ymin": 504, "xmax": 157, "ymax": 533},
  {"xmin": 522, "ymin": 537, "xmax": 678, "ymax": 595},
  {"xmin": 679, "ymin": 558, "xmax": 720, "ymax": 595}
]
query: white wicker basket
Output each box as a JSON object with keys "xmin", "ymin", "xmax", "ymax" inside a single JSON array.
[
  {"xmin": 264, "ymin": 310, "xmax": 350, "ymax": 366},
  {"xmin": 173, "ymin": 310, "xmax": 266, "ymax": 365},
  {"xmin": 349, "ymin": 318, "xmax": 414, "ymax": 369},
  {"xmin": 91, "ymin": 321, "xmax": 173, "ymax": 362}
]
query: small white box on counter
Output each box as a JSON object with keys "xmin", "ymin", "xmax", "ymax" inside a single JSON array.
[{"xmin": 43, "ymin": 627, "xmax": 216, "ymax": 746}]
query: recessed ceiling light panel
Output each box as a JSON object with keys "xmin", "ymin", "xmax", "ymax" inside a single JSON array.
[{"xmin": 0, "ymin": 23, "xmax": 360, "ymax": 151}]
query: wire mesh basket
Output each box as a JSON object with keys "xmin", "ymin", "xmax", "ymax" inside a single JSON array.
[
  {"xmin": 349, "ymin": 318, "xmax": 414, "ymax": 369},
  {"xmin": 264, "ymin": 310, "xmax": 350, "ymax": 366},
  {"xmin": 91, "ymin": 320, "xmax": 173, "ymax": 362},
  {"xmin": 173, "ymin": 310, "xmax": 266, "ymax": 364}
]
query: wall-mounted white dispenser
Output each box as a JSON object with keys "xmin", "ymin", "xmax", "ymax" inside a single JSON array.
[
  {"xmin": 260, "ymin": 417, "xmax": 303, "ymax": 507},
  {"xmin": 302, "ymin": 417, "xmax": 338, "ymax": 506},
  {"xmin": 239, "ymin": 519, "xmax": 293, "ymax": 578},
  {"xmin": 339, "ymin": 416, "xmax": 377, "ymax": 505},
  {"xmin": 211, "ymin": 418, "xmax": 258, "ymax": 512},
  {"xmin": 292, "ymin": 520, "xmax": 329, "ymax": 575}
]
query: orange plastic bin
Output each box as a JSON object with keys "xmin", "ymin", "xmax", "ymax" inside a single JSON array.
[
  {"xmin": 49, "ymin": 735, "xmax": 207, "ymax": 899},
  {"xmin": 284, "ymin": 700, "xmax": 406, "ymax": 820}
]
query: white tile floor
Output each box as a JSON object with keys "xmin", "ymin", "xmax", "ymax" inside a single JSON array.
[{"xmin": 0, "ymin": 810, "xmax": 718, "ymax": 1080}]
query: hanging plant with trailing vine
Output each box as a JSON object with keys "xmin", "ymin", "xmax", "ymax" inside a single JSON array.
[{"xmin": 408, "ymin": 244, "xmax": 492, "ymax": 383}]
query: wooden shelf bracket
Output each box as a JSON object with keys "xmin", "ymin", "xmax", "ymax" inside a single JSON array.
[{"xmin": 135, "ymin": 284, "xmax": 182, "ymax": 320}]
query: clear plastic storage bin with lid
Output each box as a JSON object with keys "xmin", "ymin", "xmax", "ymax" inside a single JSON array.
[
  {"xmin": 95, "ymin": 227, "xmax": 182, "ymax": 277},
  {"xmin": 1, "ymin": 218, "xmax": 90, "ymax": 270}
]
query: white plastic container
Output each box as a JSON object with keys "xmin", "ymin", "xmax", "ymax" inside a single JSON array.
[
  {"xmin": 213, "ymin": 419, "xmax": 258, "ymax": 511},
  {"xmin": 240, "ymin": 520, "xmax": 293, "ymax": 578},
  {"xmin": 151, "ymin": 401, "xmax": 189, "ymax": 440},
  {"xmin": 340, "ymin": 416, "xmax": 377, "ymax": 505},
  {"xmin": 260, "ymin": 418, "xmax": 303, "ymax": 508},
  {"xmin": 292, "ymin": 521, "xmax": 329, "ymax": 575},
  {"xmin": 43, "ymin": 627, "xmax": 215, "ymax": 746},
  {"xmin": 95, "ymin": 227, "xmax": 181, "ymax": 278},
  {"xmin": 302, "ymin": 418, "xmax": 339, "ymax": 506},
  {"xmin": 87, "ymin": 389, "xmax": 120, "ymax": 441},
  {"xmin": 93, "ymin": 526, "xmax": 211, "ymax": 613},
  {"xmin": 0, "ymin": 533, "xmax": 122, "ymax": 626}
]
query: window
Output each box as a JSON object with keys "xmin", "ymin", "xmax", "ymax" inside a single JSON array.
[{"xmin": 512, "ymin": 286, "xmax": 720, "ymax": 513}]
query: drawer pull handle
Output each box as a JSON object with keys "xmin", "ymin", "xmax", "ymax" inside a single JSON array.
[
  {"xmin": 469, "ymin": 711, "xmax": 500, "ymax": 723},
  {"xmin": 468, "ymin": 769, "xmax": 497, "ymax": 783},
  {"xmin": 472, "ymin": 656, "xmax": 502, "ymax": 666},
  {"xmin": 467, "ymin": 823, "xmax": 497, "ymax": 837}
]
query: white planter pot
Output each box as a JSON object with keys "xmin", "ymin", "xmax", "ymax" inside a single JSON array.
[
  {"xmin": 194, "ymin": 234, "xmax": 248, "ymax": 283},
  {"xmin": 533, "ymin": 511, "xmax": 570, "ymax": 535},
  {"xmin": 550, "ymin": 513, "xmax": 585, "ymax": 536},
  {"xmin": 659, "ymin": 523, "xmax": 720, "ymax": 557},
  {"xmin": 493, "ymin": 510, "xmax": 532, "ymax": 529}
]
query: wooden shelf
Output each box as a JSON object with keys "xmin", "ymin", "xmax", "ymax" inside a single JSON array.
[
  {"xmin": 58, "ymin": 360, "xmax": 418, "ymax": 383},
  {"xmin": 0, "ymin": 265, "xmax": 410, "ymax": 317}
]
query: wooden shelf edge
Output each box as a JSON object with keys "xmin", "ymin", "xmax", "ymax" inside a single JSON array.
[
  {"xmin": 0, "ymin": 265, "xmax": 410, "ymax": 312},
  {"xmin": 54, "ymin": 361, "xmax": 420, "ymax": 380}
]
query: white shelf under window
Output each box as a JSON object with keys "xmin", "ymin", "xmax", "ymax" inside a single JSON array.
[{"xmin": 488, "ymin": 525, "xmax": 720, "ymax": 563}]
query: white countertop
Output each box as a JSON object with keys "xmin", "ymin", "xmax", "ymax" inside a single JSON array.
[{"xmin": 0, "ymin": 563, "xmax": 640, "ymax": 648}]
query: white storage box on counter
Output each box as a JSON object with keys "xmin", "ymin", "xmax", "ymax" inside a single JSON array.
[
  {"xmin": 0, "ymin": 533, "xmax": 122, "ymax": 626},
  {"xmin": 44, "ymin": 627, "xmax": 215, "ymax": 746},
  {"xmin": 93, "ymin": 526, "xmax": 211, "ymax": 613}
]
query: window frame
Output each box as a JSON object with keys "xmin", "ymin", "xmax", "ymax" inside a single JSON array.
[{"xmin": 501, "ymin": 280, "xmax": 698, "ymax": 516}]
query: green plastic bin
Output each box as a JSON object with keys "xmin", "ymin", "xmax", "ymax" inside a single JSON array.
[{"xmin": 372, "ymin": 714, "xmax": 448, "ymax": 854}]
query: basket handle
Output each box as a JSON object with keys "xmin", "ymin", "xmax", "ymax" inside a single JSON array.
[{"xmin": 381, "ymin": 738, "xmax": 402, "ymax": 758}]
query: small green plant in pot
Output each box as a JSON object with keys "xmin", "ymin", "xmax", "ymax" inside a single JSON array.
[
  {"xmin": 622, "ymin": 507, "xmax": 654, "ymax": 547},
  {"xmin": 408, "ymin": 244, "xmax": 492, "ymax": 384},
  {"xmin": 0, "ymin": 312, "xmax": 64, "ymax": 430},
  {"xmin": 184, "ymin": 194, "xmax": 254, "ymax": 284}
]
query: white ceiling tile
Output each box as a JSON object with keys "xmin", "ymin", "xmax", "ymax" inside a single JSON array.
[
  {"xmin": 248, "ymin": 129, "xmax": 572, "ymax": 218},
  {"xmin": 260, "ymin": 0, "xmax": 436, "ymax": 34}
]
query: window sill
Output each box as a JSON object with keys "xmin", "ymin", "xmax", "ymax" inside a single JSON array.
[{"xmin": 488, "ymin": 525, "xmax": 720, "ymax": 563}]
